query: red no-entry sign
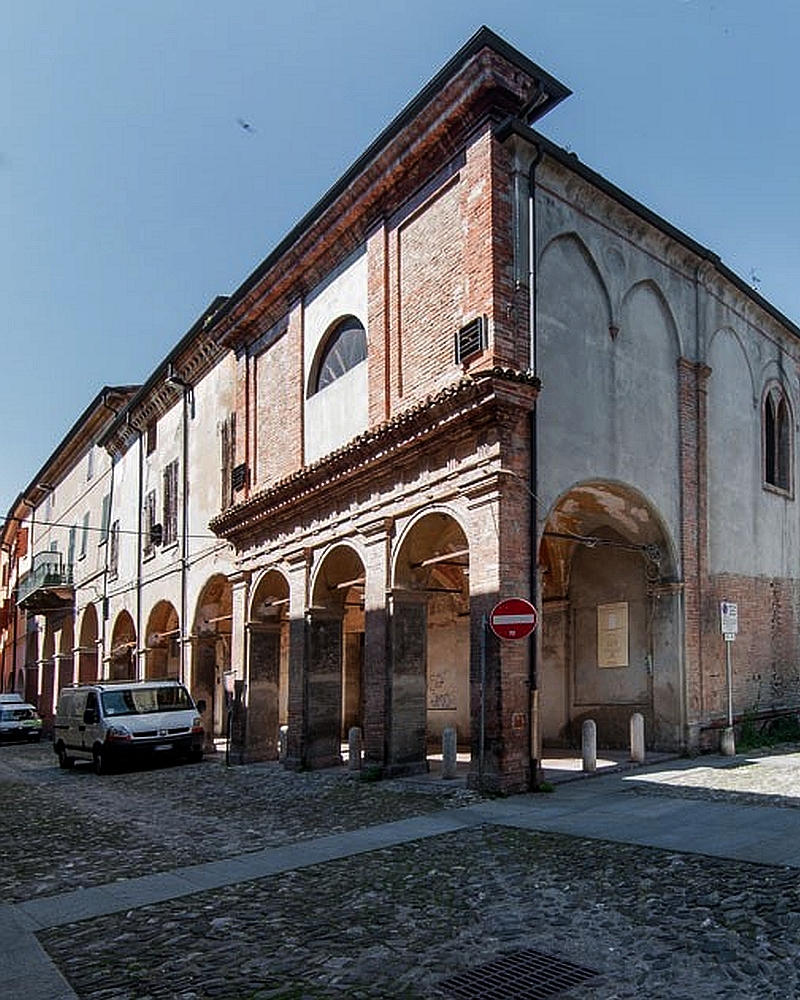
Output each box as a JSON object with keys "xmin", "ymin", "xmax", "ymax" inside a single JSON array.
[{"xmin": 489, "ymin": 598, "xmax": 538, "ymax": 640}]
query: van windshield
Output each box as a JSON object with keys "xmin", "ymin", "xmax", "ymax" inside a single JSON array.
[{"xmin": 101, "ymin": 686, "xmax": 193, "ymax": 716}]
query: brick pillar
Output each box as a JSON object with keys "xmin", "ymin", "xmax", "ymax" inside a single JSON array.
[
  {"xmin": 229, "ymin": 571, "xmax": 250, "ymax": 688},
  {"xmin": 284, "ymin": 551, "xmax": 310, "ymax": 770},
  {"xmin": 465, "ymin": 471, "xmax": 533, "ymax": 795},
  {"xmin": 386, "ymin": 590, "xmax": 428, "ymax": 777},
  {"xmin": 303, "ymin": 608, "xmax": 344, "ymax": 769},
  {"xmin": 361, "ymin": 517, "xmax": 391, "ymax": 767},
  {"xmin": 246, "ymin": 624, "xmax": 281, "ymax": 762},
  {"xmin": 677, "ymin": 357, "xmax": 712, "ymax": 749}
]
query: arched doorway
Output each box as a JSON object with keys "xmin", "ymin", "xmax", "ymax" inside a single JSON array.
[
  {"xmin": 78, "ymin": 604, "xmax": 99, "ymax": 683},
  {"xmin": 539, "ymin": 481, "xmax": 679, "ymax": 750},
  {"xmin": 391, "ymin": 512, "xmax": 470, "ymax": 774},
  {"xmin": 306, "ymin": 545, "xmax": 366, "ymax": 768},
  {"xmin": 145, "ymin": 601, "xmax": 180, "ymax": 679},
  {"xmin": 247, "ymin": 570, "xmax": 289, "ymax": 760},
  {"xmin": 109, "ymin": 611, "xmax": 136, "ymax": 680},
  {"xmin": 193, "ymin": 575, "xmax": 232, "ymax": 747}
]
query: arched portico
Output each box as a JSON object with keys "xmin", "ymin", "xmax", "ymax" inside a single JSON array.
[
  {"xmin": 192, "ymin": 574, "xmax": 233, "ymax": 747},
  {"xmin": 390, "ymin": 511, "xmax": 470, "ymax": 775},
  {"xmin": 109, "ymin": 611, "xmax": 136, "ymax": 681},
  {"xmin": 145, "ymin": 601, "xmax": 180, "ymax": 679},
  {"xmin": 78, "ymin": 604, "xmax": 99, "ymax": 683},
  {"xmin": 539, "ymin": 480, "xmax": 680, "ymax": 750},
  {"xmin": 246, "ymin": 570, "xmax": 289, "ymax": 760},
  {"xmin": 55, "ymin": 613, "xmax": 75, "ymax": 699},
  {"xmin": 302, "ymin": 544, "xmax": 366, "ymax": 769}
]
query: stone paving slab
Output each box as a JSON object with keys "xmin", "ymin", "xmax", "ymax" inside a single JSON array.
[{"xmin": 7, "ymin": 743, "xmax": 800, "ymax": 998}]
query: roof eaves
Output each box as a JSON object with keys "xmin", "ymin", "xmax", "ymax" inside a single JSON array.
[{"xmin": 210, "ymin": 27, "xmax": 570, "ymax": 336}]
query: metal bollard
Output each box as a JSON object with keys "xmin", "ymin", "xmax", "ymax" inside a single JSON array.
[
  {"xmin": 630, "ymin": 712, "xmax": 645, "ymax": 763},
  {"xmin": 348, "ymin": 726, "xmax": 363, "ymax": 771},
  {"xmin": 582, "ymin": 718, "xmax": 597, "ymax": 773},
  {"xmin": 442, "ymin": 727, "xmax": 457, "ymax": 779}
]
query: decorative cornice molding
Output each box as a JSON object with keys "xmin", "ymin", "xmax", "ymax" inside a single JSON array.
[{"xmin": 210, "ymin": 370, "xmax": 539, "ymax": 546}]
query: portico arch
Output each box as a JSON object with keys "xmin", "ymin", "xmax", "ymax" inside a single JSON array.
[
  {"xmin": 193, "ymin": 574, "xmax": 233, "ymax": 745},
  {"xmin": 56, "ymin": 613, "xmax": 75, "ymax": 697},
  {"xmin": 390, "ymin": 511, "xmax": 470, "ymax": 775},
  {"xmin": 145, "ymin": 601, "xmax": 180, "ymax": 679},
  {"xmin": 77, "ymin": 604, "xmax": 99, "ymax": 683},
  {"xmin": 39, "ymin": 626, "xmax": 56, "ymax": 725},
  {"xmin": 539, "ymin": 480, "xmax": 680, "ymax": 749},
  {"xmin": 109, "ymin": 611, "xmax": 136, "ymax": 681},
  {"xmin": 247, "ymin": 569, "xmax": 290, "ymax": 759},
  {"xmin": 305, "ymin": 544, "xmax": 366, "ymax": 768}
]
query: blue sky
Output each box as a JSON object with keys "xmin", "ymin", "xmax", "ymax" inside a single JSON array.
[{"xmin": 1, "ymin": 0, "xmax": 798, "ymax": 514}]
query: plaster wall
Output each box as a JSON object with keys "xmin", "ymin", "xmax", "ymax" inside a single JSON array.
[
  {"xmin": 303, "ymin": 247, "xmax": 369, "ymax": 464},
  {"xmin": 707, "ymin": 322, "xmax": 800, "ymax": 578},
  {"xmin": 534, "ymin": 168, "xmax": 684, "ymax": 555}
]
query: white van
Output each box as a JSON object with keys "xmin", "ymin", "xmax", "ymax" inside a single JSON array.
[{"xmin": 53, "ymin": 681, "xmax": 204, "ymax": 774}]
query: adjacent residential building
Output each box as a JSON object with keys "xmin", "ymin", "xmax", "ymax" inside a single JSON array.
[{"xmin": 4, "ymin": 28, "xmax": 800, "ymax": 792}]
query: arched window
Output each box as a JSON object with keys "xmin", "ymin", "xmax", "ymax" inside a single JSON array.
[
  {"xmin": 764, "ymin": 384, "xmax": 792, "ymax": 493},
  {"xmin": 309, "ymin": 316, "xmax": 367, "ymax": 396}
]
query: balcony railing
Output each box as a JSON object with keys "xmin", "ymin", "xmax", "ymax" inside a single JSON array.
[{"xmin": 17, "ymin": 552, "xmax": 74, "ymax": 609}]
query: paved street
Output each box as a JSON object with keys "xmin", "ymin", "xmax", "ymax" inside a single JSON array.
[{"xmin": 3, "ymin": 742, "xmax": 800, "ymax": 998}]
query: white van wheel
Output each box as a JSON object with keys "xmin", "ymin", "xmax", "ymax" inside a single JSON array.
[
  {"xmin": 57, "ymin": 745, "xmax": 73, "ymax": 770},
  {"xmin": 93, "ymin": 749, "xmax": 106, "ymax": 775}
]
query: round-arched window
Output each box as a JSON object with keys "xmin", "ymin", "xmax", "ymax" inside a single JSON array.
[{"xmin": 310, "ymin": 316, "xmax": 367, "ymax": 395}]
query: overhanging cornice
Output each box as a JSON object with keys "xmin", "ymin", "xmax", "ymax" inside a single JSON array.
[{"xmin": 210, "ymin": 369, "xmax": 539, "ymax": 547}]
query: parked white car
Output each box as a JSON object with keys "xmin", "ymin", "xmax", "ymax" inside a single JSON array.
[{"xmin": 0, "ymin": 702, "xmax": 42, "ymax": 742}]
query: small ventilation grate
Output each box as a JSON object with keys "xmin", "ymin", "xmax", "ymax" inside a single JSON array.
[
  {"xmin": 455, "ymin": 315, "xmax": 487, "ymax": 364},
  {"xmin": 231, "ymin": 463, "xmax": 248, "ymax": 492},
  {"xmin": 438, "ymin": 948, "xmax": 599, "ymax": 1000}
]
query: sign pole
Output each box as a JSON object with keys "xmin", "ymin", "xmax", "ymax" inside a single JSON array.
[
  {"xmin": 719, "ymin": 601, "xmax": 737, "ymax": 756},
  {"xmin": 725, "ymin": 639, "xmax": 734, "ymax": 730},
  {"xmin": 479, "ymin": 613, "xmax": 486, "ymax": 787}
]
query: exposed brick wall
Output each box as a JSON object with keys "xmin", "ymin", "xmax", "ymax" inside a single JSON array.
[
  {"xmin": 252, "ymin": 305, "xmax": 304, "ymax": 488},
  {"xmin": 702, "ymin": 574, "xmax": 800, "ymax": 722},
  {"xmin": 395, "ymin": 177, "xmax": 464, "ymax": 406}
]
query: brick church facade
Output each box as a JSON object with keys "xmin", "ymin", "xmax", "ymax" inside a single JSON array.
[{"xmin": 5, "ymin": 28, "xmax": 800, "ymax": 793}]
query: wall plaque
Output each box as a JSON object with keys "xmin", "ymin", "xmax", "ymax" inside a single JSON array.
[{"xmin": 597, "ymin": 601, "xmax": 629, "ymax": 668}]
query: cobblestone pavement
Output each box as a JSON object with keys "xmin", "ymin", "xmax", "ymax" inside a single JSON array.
[{"xmin": 5, "ymin": 742, "xmax": 800, "ymax": 998}]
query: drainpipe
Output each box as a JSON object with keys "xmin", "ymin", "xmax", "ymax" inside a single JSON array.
[
  {"xmin": 100, "ymin": 456, "xmax": 115, "ymax": 680},
  {"xmin": 166, "ymin": 368, "xmax": 194, "ymax": 684},
  {"xmin": 528, "ymin": 146, "xmax": 543, "ymax": 789},
  {"xmin": 180, "ymin": 385, "xmax": 190, "ymax": 684},
  {"xmin": 136, "ymin": 423, "xmax": 144, "ymax": 680}
]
